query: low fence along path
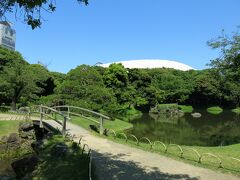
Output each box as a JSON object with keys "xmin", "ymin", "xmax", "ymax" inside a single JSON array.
[{"xmin": 44, "ymin": 120, "xmax": 239, "ymax": 180}]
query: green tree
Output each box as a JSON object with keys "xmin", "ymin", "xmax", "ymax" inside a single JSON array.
[
  {"xmin": 0, "ymin": 47, "xmax": 50, "ymax": 110},
  {"xmin": 208, "ymin": 30, "xmax": 240, "ymax": 106},
  {"xmin": 103, "ymin": 63, "xmax": 128, "ymax": 89},
  {"xmin": 0, "ymin": 0, "xmax": 88, "ymax": 29},
  {"xmin": 59, "ymin": 65, "xmax": 119, "ymax": 114},
  {"xmin": 189, "ymin": 69, "xmax": 223, "ymax": 106},
  {"xmin": 0, "ymin": 46, "xmax": 21, "ymax": 69},
  {"xmin": 59, "ymin": 65, "xmax": 103, "ymax": 99},
  {"xmin": 103, "ymin": 63, "xmax": 129, "ymax": 104},
  {"xmin": 150, "ymin": 69, "xmax": 194, "ymax": 104},
  {"xmin": 129, "ymin": 68, "xmax": 163, "ymax": 110}
]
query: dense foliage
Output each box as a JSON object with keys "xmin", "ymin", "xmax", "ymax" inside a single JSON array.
[
  {"xmin": 0, "ymin": 31, "xmax": 239, "ymax": 115},
  {"xmin": 208, "ymin": 30, "xmax": 240, "ymax": 106},
  {"xmin": 0, "ymin": 0, "xmax": 88, "ymax": 29},
  {"xmin": 0, "ymin": 47, "xmax": 55, "ymax": 110}
]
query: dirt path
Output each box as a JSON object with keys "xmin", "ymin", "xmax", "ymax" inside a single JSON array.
[
  {"xmin": 44, "ymin": 120, "xmax": 239, "ymax": 180},
  {"xmin": 0, "ymin": 114, "xmax": 239, "ymax": 180}
]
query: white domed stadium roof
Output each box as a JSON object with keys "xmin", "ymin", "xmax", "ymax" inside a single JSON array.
[{"xmin": 98, "ymin": 59, "xmax": 195, "ymax": 71}]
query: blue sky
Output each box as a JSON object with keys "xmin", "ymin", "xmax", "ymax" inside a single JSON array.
[{"xmin": 7, "ymin": 0, "xmax": 240, "ymax": 73}]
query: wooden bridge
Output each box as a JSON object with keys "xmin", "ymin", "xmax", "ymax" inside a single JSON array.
[{"xmin": 24, "ymin": 105, "xmax": 111, "ymax": 135}]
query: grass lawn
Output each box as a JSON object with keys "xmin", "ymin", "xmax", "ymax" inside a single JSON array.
[
  {"xmin": 106, "ymin": 135, "xmax": 240, "ymax": 175},
  {"xmin": 178, "ymin": 105, "xmax": 193, "ymax": 113},
  {"xmin": 70, "ymin": 115, "xmax": 133, "ymax": 132},
  {"xmin": 232, "ymin": 107, "xmax": 240, "ymax": 114},
  {"xmin": 207, "ymin": 106, "xmax": 223, "ymax": 114},
  {"xmin": 69, "ymin": 114, "xmax": 240, "ymax": 175},
  {"xmin": 0, "ymin": 120, "xmax": 22, "ymax": 137},
  {"xmin": 186, "ymin": 144, "xmax": 240, "ymax": 173},
  {"xmin": 2, "ymin": 113, "xmax": 239, "ymax": 175}
]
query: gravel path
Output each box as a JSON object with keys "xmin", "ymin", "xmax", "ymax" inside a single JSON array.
[
  {"xmin": 0, "ymin": 114, "xmax": 239, "ymax": 180},
  {"xmin": 44, "ymin": 120, "xmax": 240, "ymax": 180}
]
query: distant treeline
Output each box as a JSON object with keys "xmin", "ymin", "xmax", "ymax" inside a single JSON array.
[{"xmin": 0, "ymin": 30, "xmax": 239, "ymax": 116}]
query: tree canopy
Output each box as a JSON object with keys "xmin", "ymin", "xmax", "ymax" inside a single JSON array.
[
  {"xmin": 0, "ymin": 30, "xmax": 240, "ymax": 115},
  {"xmin": 208, "ymin": 30, "xmax": 240, "ymax": 106},
  {"xmin": 0, "ymin": 0, "xmax": 88, "ymax": 29},
  {"xmin": 0, "ymin": 47, "xmax": 54, "ymax": 110}
]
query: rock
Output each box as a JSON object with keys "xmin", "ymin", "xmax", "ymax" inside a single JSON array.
[
  {"xmin": 7, "ymin": 133, "xmax": 19, "ymax": 143},
  {"xmin": 11, "ymin": 155, "xmax": 39, "ymax": 178},
  {"xmin": 0, "ymin": 136, "xmax": 8, "ymax": 152},
  {"xmin": 18, "ymin": 122, "xmax": 35, "ymax": 140},
  {"xmin": 50, "ymin": 142, "xmax": 68, "ymax": 158},
  {"xmin": 31, "ymin": 141, "xmax": 43, "ymax": 152},
  {"xmin": 19, "ymin": 122, "xmax": 34, "ymax": 131},
  {"xmin": 31, "ymin": 139, "xmax": 48, "ymax": 153},
  {"xmin": 191, "ymin": 112, "xmax": 202, "ymax": 118},
  {"xmin": 150, "ymin": 104, "xmax": 184, "ymax": 117},
  {"xmin": 19, "ymin": 130, "xmax": 35, "ymax": 139},
  {"xmin": 1, "ymin": 136, "xmax": 8, "ymax": 143},
  {"xmin": 0, "ymin": 175, "xmax": 14, "ymax": 180},
  {"xmin": 178, "ymin": 110, "xmax": 184, "ymax": 117},
  {"xmin": 0, "ymin": 144, "xmax": 7, "ymax": 153},
  {"xmin": 6, "ymin": 133, "xmax": 20, "ymax": 148},
  {"xmin": 0, "ymin": 133, "xmax": 21, "ymax": 150},
  {"xmin": 46, "ymin": 131, "xmax": 53, "ymax": 139}
]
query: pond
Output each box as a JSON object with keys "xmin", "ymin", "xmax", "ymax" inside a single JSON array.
[{"xmin": 127, "ymin": 109, "xmax": 240, "ymax": 146}]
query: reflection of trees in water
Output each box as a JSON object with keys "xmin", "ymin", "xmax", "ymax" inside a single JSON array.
[
  {"xmin": 149, "ymin": 113, "xmax": 186, "ymax": 124},
  {"xmin": 199, "ymin": 120, "xmax": 240, "ymax": 146},
  {"xmin": 129, "ymin": 116, "xmax": 204, "ymax": 146},
  {"xmin": 233, "ymin": 113, "xmax": 240, "ymax": 121},
  {"xmin": 185, "ymin": 111, "xmax": 240, "ymax": 146},
  {"xmin": 130, "ymin": 112, "xmax": 240, "ymax": 146}
]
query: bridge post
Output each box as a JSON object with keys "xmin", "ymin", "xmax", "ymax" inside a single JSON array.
[
  {"xmin": 28, "ymin": 107, "xmax": 31, "ymax": 120},
  {"xmin": 99, "ymin": 116, "xmax": 104, "ymax": 135},
  {"xmin": 54, "ymin": 112, "xmax": 57, "ymax": 121},
  {"xmin": 62, "ymin": 116, "xmax": 67, "ymax": 136},
  {"xmin": 40, "ymin": 105, "xmax": 43, "ymax": 128},
  {"xmin": 68, "ymin": 106, "xmax": 70, "ymax": 119}
]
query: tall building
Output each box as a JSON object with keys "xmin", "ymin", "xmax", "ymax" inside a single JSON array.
[{"xmin": 0, "ymin": 21, "xmax": 16, "ymax": 50}]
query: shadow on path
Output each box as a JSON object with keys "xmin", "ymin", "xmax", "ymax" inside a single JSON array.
[{"xmin": 92, "ymin": 151, "xmax": 199, "ymax": 180}]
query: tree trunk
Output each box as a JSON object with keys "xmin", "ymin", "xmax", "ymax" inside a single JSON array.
[
  {"xmin": 11, "ymin": 97, "xmax": 17, "ymax": 111},
  {"xmin": 11, "ymin": 87, "xmax": 23, "ymax": 111},
  {"xmin": 128, "ymin": 103, "xmax": 132, "ymax": 109}
]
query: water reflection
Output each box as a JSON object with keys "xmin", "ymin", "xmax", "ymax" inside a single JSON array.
[{"xmin": 128, "ymin": 110, "xmax": 240, "ymax": 146}]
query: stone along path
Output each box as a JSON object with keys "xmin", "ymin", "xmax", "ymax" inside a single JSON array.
[{"xmin": 43, "ymin": 120, "xmax": 240, "ymax": 180}]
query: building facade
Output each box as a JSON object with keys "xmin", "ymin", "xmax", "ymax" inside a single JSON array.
[{"xmin": 0, "ymin": 21, "xmax": 16, "ymax": 50}]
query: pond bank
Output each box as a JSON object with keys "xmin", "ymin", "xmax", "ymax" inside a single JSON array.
[
  {"xmin": 45, "ymin": 120, "xmax": 240, "ymax": 179},
  {"xmin": 128, "ymin": 110, "xmax": 240, "ymax": 146}
]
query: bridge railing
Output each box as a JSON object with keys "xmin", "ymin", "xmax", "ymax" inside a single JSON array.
[
  {"xmin": 52, "ymin": 105, "xmax": 111, "ymax": 135},
  {"xmin": 29, "ymin": 105, "xmax": 70, "ymax": 135},
  {"xmin": 19, "ymin": 104, "xmax": 111, "ymax": 135}
]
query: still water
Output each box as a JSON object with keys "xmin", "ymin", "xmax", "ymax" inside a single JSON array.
[{"xmin": 128, "ymin": 110, "xmax": 240, "ymax": 146}]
